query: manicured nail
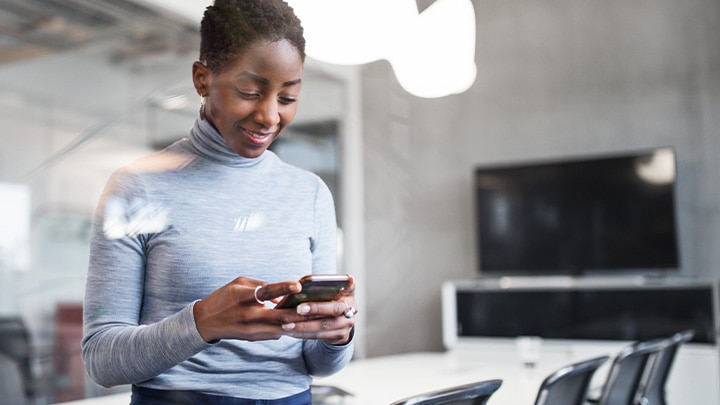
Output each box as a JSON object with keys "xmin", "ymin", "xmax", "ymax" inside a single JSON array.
[
  {"xmin": 282, "ymin": 323, "xmax": 296, "ymax": 331},
  {"xmin": 297, "ymin": 304, "xmax": 310, "ymax": 315}
]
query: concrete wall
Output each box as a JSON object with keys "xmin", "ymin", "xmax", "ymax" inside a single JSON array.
[{"xmin": 360, "ymin": 0, "xmax": 720, "ymax": 357}]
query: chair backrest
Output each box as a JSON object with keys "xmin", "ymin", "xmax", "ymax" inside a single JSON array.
[
  {"xmin": 534, "ymin": 355, "xmax": 610, "ymax": 405},
  {"xmin": 0, "ymin": 352, "xmax": 28, "ymax": 405},
  {"xmin": 597, "ymin": 338, "xmax": 669, "ymax": 405},
  {"xmin": 0, "ymin": 317, "xmax": 33, "ymax": 399},
  {"xmin": 388, "ymin": 379, "xmax": 503, "ymax": 405},
  {"xmin": 637, "ymin": 329, "xmax": 695, "ymax": 405}
]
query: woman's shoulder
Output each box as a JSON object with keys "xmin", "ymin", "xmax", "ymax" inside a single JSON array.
[
  {"xmin": 266, "ymin": 151, "xmax": 319, "ymax": 177},
  {"xmin": 266, "ymin": 151, "xmax": 330, "ymax": 191},
  {"xmin": 115, "ymin": 139, "xmax": 196, "ymax": 176}
]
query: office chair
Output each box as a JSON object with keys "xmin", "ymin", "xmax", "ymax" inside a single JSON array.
[
  {"xmin": 636, "ymin": 329, "xmax": 695, "ymax": 405},
  {"xmin": 0, "ymin": 317, "xmax": 34, "ymax": 402},
  {"xmin": 388, "ymin": 379, "xmax": 502, "ymax": 405},
  {"xmin": 589, "ymin": 338, "xmax": 669, "ymax": 405},
  {"xmin": 0, "ymin": 352, "xmax": 28, "ymax": 405},
  {"xmin": 534, "ymin": 355, "xmax": 610, "ymax": 405}
]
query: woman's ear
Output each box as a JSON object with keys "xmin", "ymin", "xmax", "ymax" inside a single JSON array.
[{"xmin": 192, "ymin": 61, "xmax": 210, "ymax": 96}]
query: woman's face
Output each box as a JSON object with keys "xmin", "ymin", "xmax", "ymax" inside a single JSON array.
[{"xmin": 193, "ymin": 39, "xmax": 303, "ymax": 158}]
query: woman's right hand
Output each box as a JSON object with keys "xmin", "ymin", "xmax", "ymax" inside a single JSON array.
[{"xmin": 192, "ymin": 276, "xmax": 302, "ymax": 342}]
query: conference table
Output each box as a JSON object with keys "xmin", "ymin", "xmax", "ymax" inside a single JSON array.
[
  {"xmin": 57, "ymin": 345, "xmax": 610, "ymax": 405},
  {"xmin": 318, "ymin": 341, "xmax": 718, "ymax": 404},
  {"xmin": 311, "ymin": 348, "xmax": 605, "ymax": 404},
  {"xmin": 57, "ymin": 341, "xmax": 718, "ymax": 404}
]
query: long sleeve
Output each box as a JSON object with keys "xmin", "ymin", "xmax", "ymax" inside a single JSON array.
[
  {"xmin": 303, "ymin": 338, "xmax": 354, "ymax": 377},
  {"xmin": 82, "ymin": 170, "xmax": 212, "ymax": 387}
]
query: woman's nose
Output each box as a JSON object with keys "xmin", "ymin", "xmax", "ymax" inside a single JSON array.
[{"xmin": 254, "ymin": 98, "xmax": 280, "ymax": 127}]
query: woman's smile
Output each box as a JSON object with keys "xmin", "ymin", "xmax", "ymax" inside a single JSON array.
[{"xmin": 241, "ymin": 126, "xmax": 277, "ymax": 146}]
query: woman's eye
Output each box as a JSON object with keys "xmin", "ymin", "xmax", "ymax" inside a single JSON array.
[
  {"xmin": 234, "ymin": 88, "xmax": 296, "ymax": 104},
  {"xmin": 235, "ymin": 88, "xmax": 259, "ymax": 99}
]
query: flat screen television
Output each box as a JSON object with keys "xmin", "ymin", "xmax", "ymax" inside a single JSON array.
[{"xmin": 474, "ymin": 147, "xmax": 680, "ymax": 276}]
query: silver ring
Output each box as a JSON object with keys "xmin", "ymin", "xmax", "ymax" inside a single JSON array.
[
  {"xmin": 344, "ymin": 306, "xmax": 357, "ymax": 319},
  {"xmin": 254, "ymin": 285, "xmax": 267, "ymax": 305}
]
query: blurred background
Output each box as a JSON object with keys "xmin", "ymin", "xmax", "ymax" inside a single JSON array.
[{"xmin": 0, "ymin": 0, "xmax": 718, "ymax": 403}]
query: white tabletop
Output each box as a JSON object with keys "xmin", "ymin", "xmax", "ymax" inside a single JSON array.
[
  {"xmin": 312, "ymin": 349, "xmax": 586, "ymax": 404},
  {"xmin": 56, "ymin": 342, "xmax": 719, "ymax": 404},
  {"xmin": 313, "ymin": 342, "xmax": 720, "ymax": 404},
  {"xmin": 56, "ymin": 349, "xmax": 573, "ymax": 405}
]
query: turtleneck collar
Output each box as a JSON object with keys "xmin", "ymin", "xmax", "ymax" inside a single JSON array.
[{"xmin": 188, "ymin": 118, "xmax": 268, "ymax": 168}]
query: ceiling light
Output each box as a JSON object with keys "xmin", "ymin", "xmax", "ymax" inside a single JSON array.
[{"xmin": 287, "ymin": 0, "xmax": 477, "ymax": 98}]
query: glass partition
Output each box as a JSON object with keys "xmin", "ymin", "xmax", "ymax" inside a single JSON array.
[{"xmin": 0, "ymin": 8, "xmax": 347, "ymax": 402}]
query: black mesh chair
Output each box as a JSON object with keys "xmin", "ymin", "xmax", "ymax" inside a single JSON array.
[
  {"xmin": 0, "ymin": 317, "xmax": 34, "ymax": 402},
  {"xmin": 636, "ymin": 329, "xmax": 695, "ymax": 405},
  {"xmin": 534, "ymin": 355, "xmax": 610, "ymax": 405},
  {"xmin": 0, "ymin": 352, "xmax": 28, "ymax": 404},
  {"xmin": 590, "ymin": 338, "xmax": 669, "ymax": 405},
  {"xmin": 388, "ymin": 379, "xmax": 502, "ymax": 405}
]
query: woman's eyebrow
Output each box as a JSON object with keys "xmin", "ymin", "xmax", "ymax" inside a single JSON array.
[
  {"xmin": 236, "ymin": 71, "xmax": 302, "ymax": 87},
  {"xmin": 282, "ymin": 78, "xmax": 302, "ymax": 87}
]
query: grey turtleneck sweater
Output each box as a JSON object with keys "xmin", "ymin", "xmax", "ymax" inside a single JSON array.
[{"xmin": 81, "ymin": 118, "xmax": 353, "ymax": 399}]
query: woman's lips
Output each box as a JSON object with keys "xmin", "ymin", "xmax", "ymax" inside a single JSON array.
[{"xmin": 243, "ymin": 128, "xmax": 274, "ymax": 145}]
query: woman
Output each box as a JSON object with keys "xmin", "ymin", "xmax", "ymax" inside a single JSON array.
[{"xmin": 81, "ymin": 1, "xmax": 356, "ymax": 404}]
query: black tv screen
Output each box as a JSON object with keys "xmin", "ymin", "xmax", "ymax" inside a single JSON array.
[
  {"xmin": 455, "ymin": 286, "xmax": 715, "ymax": 343},
  {"xmin": 475, "ymin": 148, "xmax": 680, "ymax": 275}
]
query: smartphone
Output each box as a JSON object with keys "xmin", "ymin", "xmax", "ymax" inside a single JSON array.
[{"xmin": 275, "ymin": 274, "xmax": 351, "ymax": 309}]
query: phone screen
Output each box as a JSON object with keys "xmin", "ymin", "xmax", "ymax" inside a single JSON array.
[{"xmin": 275, "ymin": 275, "xmax": 350, "ymax": 308}]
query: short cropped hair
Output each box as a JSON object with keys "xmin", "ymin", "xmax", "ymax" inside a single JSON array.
[{"xmin": 199, "ymin": 0, "xmax": 305, "ymax": 74}]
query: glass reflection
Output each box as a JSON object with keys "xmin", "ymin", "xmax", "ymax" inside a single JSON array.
[{"xmin": 0, "ymin": 5, "xmax": 345, "ymax": 402}]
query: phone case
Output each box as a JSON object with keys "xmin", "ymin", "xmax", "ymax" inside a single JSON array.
[{"xmin": 275, "ymin": 274, "xmax": 350, "ymax": 308}]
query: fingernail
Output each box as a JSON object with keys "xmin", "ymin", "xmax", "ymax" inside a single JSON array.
[
  {"xmin": 297, "ymin": 304, "xmax": 310, "ymax": 315},
  {"xmin": 282, "ymin": 323, "xmax": 296, "ymax": 331}
]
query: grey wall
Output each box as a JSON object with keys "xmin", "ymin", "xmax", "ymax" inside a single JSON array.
[{"xmin": 361, "ymin": 0, "xmax": 720, "ymax": 357}]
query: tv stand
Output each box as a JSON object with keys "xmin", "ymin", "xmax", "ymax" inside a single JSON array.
[{"xmin": 443, "ymin": 276, "xmax": 718, "ymax": 344}]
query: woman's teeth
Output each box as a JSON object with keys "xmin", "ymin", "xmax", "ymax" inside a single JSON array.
[{"xmin": 248, "ymin": 130, "xmax": 270, "ymax": 140}]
